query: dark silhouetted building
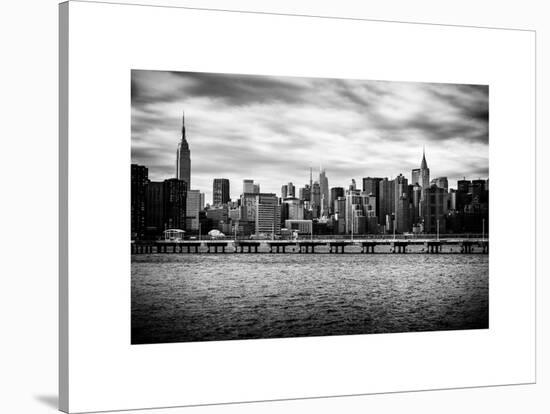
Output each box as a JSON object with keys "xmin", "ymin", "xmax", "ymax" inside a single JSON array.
[
  {"xmin": 206, "ymin": 205, "xmax": 229, "ymax": 231},
  {"xmin": 471, "ymin": 179, "xmax": 488, "ymax": 202},
  {"xmin": 412, "ymin": 184, "xmax": 422, "ymax": 224},
  {"xmin": 176, "ymin": 112, "xmax": 191, "ymax": 188},
  {"xmin": 379, "ymin": 178, "xmax": 395, "ymax": 231},
  {"xmin": 394, "ymin": 174, "xmax": 408, "ymax": 213},
  {"xmin": 422, "ymin": 185, "xmax": 447, "ymax": 234},
  {"xmin": 420, "ymin": 148, "xmax": 430, "ymax": 199},
  {"xmin": 131, "ymin": 164, "xmax": 148, "ymax": 240},
  {"xmin": 281, "ymin": 182, "xmax": 296, "ymax": 199},
  {"xmin": 396, "ymin": 195, "xmax": 411, "ymax": 233},
  {"xmin": 213, "ymin": 178, "xmax": 230, "ymax": 206},
  {"xmin": 311, "ymin": 181, "xmax": 321, "ymax": 218},
  {"xmin": 319, "ymin": 169, "xmax": 329, "ymax": 216},
  {"xmin": 330, "ymin": 187, "xmax": 345, "ymax": 214},
  {"xmin": 163, "ymin": 178, "xmax": 187, "ymax": 230},
  {"xmin": 299, "ymin": 184, "xmax": 311, "ymax": 202},
  {"xmin": 363, "ymin": 177, "xmax": 383, "ymax": 224},
  {"xmin": 145, "ymin": 181, "xmax": 164, "ymax": 238},
  {"xmin": 456, "ymin": 179, "xmax": 472, "ymax": 212}
]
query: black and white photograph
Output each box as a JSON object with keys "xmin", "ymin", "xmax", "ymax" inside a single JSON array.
[{"xmin": 131, "ymin": 69, "xmax": 489, "ymax": 345}]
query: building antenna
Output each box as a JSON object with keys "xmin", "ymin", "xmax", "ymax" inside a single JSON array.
[{"xmin": 181, "ymin": 109, "xmax": 186, "ymax": 139}]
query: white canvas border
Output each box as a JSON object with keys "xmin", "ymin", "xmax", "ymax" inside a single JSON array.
[{"xmin": 60, "ymin": 1, "xmax": 536, "ymax": 412}]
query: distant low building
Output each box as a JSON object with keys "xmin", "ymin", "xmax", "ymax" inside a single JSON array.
[
  {"xmin": 206, "ymin": 205, "xmax": 228, "ymax": 230},
  {"xmin": 285, "ymin": 219, "xmax": 313, "ymax": 235},
  {"xmin": 255, "ymin": 193, "xmax": 281, "ymax": 235}
]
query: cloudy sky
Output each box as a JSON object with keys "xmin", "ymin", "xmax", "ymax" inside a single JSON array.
[{"xmin": 131, "ymin": 70, "xmax": 489, "ymax": 203}]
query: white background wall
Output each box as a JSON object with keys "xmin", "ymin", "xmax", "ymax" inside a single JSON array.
[{"xmin": 0, "ymin": 0, "xmax": 548, "ymax": 413}]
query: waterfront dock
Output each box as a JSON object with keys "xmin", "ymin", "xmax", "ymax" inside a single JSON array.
[{"xmin": 131, "ymin": 237, "xmax": 489, "ymax": 255}]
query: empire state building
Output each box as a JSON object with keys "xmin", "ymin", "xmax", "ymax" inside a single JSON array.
[{"xmin": 176, "ymin": 111, "xmax": 191, "ymax": 188}]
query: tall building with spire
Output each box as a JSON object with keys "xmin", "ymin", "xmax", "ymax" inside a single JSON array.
[
  {"xmin": 176, "ymin": 111, "xmax": 191, "ymax": 187},
  {"xmin": 420, "ymin": 147, "xmax": 430, "ymax": 199},
  {"xmin": 319, "ymin": 168, "xmax": 329, "ymax": 217}
]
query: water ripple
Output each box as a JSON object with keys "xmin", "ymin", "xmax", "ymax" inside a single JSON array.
[{"xmin": 131, "ymin": 254, "xmax": 488, "ymax": 344}]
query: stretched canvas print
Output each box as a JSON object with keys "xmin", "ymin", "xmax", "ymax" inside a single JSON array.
[
  {"xmin": 60, "ymin": 2, "xmax": 537, "ymax": 412},
  {"xmin": 130, "ymin": 70, "xmax": 490, "ymax": 345}
]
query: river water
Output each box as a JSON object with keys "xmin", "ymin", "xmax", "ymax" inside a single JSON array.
[{"xmin": 131, "ymin": 253, "xmax": 488, "ymax": 344}]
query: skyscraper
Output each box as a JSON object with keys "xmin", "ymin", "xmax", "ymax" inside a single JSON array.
[
  {"xmin": 431, "ymin": 177, "xmax": 449, "ymax": 191},
  {"xmin": 396, "ymin": 195, "xmax": 411, "ymax": 233},
  {"xmin": 255, "ymin": 193, "xmax": 281, "ymax": 236},
  {"xmin": 363, "ymin": 177, "xmax": 383, "ymax": 224},
  {"xmin": 411, "ymin": 168, "xmax": 421, "ymax": 186},
  {"xmin": 299, "ymin": 184, "xmax": 311, "ymax": 202},
  {"xmin": 394, "ymin": 174, "xmax": 408, "ymax": 214},
  {"xmin": 163, "ymin": 178, "xmax": 187, "ymax": 230},
  {"xmin": 281, "ymin": 197, "xmax": 304, "ymax": 221},
  {"xmin": 311, "ymin": 181, "xmax": 321, "ymax": 218},
  {"xmin": 243, "ymin": 179, "xmax": 255, "ymax": 194},
  {"xmin": 281, "ymin": 182, "xmax": 296, "ymax": 199},
  {"xmin": 287, "ymin": 182, "xmax": 295, "ymax": 198},
  {"xmin": 131, "ymin": 164, "xmax": 148, "ymax": 240},
  {"xmin": 456, "ymin": 179, "xmax": 472, "ymax": 212},
  {"xmin": 330, "ymin": 187, "xmax": 344, "ymax": 214},
  {"xmin": 471, "ymin": 179, "xmax": 487, "ymax": 201},
  {"xmin": 240, "ymin": 193, "xmax": 258, "ymax": 222},
  {"xmin": 379, "ymin": 178, "xmax": 395, "ymax": 230},
  {"xmin": 176, "ymin": 111, "xmax": 191, "ymax": 188},
  {"xmin": 344, "ymin": 188, "xmax": 362, "ymax": 234},
  {"xmin": 393, "ymin": 174, "xmax": 410, "ymax": 233},
  {"xmin": 145, "ymin": 181, "xmax": 164, "ymax": 237},
  {"xmin": 422, "ymin": 185, "xmax": 447, "ymax": 234},
  {"xmin": 213, "ymin": 178, "xmax": 230, "ymax": 205},
  {"xmin": 186, "ymin": 189, "xmax": 201, "ymax": 231},
  {"xmin": 199, "ymin": 193, "xmax": 205, "ymax": 210},
  {"xmin": 334, "ymin": 196, "xmax": 346, "ymax": 215},
  {"xmin": 319, "ymin": 168, "xmax": 329, "ymax": 216},
  {"xmin": 412, "ymin": 184, "xmax": 422, "ymax": 223},
  {"xmin": 420, "ymin": 147, "xmax": 430, "ymax": 198}
]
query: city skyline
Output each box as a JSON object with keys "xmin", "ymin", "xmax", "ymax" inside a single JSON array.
[{"xmin": 131, "ymin": 70, "xmax": 489, "ymax": 203}]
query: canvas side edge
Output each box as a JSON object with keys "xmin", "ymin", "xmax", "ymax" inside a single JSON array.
[{"xmin": 59, "ymin": 2, "xmax": 69, "ymax": 412}]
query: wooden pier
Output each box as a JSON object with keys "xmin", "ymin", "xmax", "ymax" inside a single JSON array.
[
  {"xmin": 267, "ymin": 241, "xmax": 296, "ymax": 253},
  {"xmin": 234, "ymin": 241, "xmax": 260, "ymax": 253},
  {"xmin": 131, "ymin": 238, "xmax": 489, "ymax": 255},
  {"xmin": 329, "ymin": 241, "xmax": 353, "ymax": 253},
  {"xmin": 297, "ymin": 241, "xmax": 327, "ymax": 253}
]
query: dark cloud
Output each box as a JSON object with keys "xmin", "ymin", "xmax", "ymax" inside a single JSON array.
[
  {"xmin": 132, "ymin": 70, "xmax": 313, "ymax": 107},
  {"xmin": 131, "ymin": 70, "xmax": 489, "ymax": 202}
]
